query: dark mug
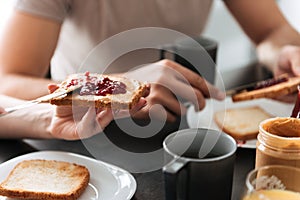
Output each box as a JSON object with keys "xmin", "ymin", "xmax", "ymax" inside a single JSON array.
[
  {"xmin": 160, "ymin": 36, "xmax": 218, "ymax": 84},
  {"xmin": 163, "ymin": 128, "xmax": 237, "ymax": 200}
]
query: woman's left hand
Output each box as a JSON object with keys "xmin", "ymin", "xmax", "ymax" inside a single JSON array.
[{"xmin": 47, "ymin": 84, "xmax": 147, "ymax": 140}]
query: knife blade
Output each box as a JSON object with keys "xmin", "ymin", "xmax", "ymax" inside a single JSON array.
[
  {"xmin": 225, "ymin": 74, "xmax": 289, "ymax": 96},
  {"xmin": 1, "ymin": 85, "xmax": 82, "ymax": 116},
  {"xmin": 225, "ymin": 82, "xmax": 258, "ymax": 96}
]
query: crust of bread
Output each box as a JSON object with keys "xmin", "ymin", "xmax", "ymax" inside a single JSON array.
[
  {"xmin": 214, "ymin": 106, "xmax": 272, "ymax": 141},
  {"xmin": 232, "ymin": 77, "xmax": 300, "ymax": 102},
  {"xmin": 0, "ymin": 159, "xmax": 90, "ymax": 200},
  {"xmin": 50, "ymin": 73, "xmax": 148, "ymax": 109}
]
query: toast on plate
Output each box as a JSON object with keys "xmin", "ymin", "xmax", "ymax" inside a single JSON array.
[
  {"xmin": 50, "ymin": 72, "xmax": 148, "ymax": 109},
  {"xmin": 214, "ymin": 106, "xmax": 272, "ymax": 141},
  {"xmin": 0, "ymin": 159, "xmax": 90, "ymax": 200},
  {"xmin": 232, "ymin": 76, "xmax": 300, "ymax": 102}
]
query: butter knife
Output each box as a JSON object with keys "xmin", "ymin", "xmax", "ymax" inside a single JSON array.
[
  {"xmin": 225, "ymin": 82, "xmax": 258, "ymax": 96},
  {"xmin": 1, "ymin": 85, "xmax": 81, "ymax": 116}
]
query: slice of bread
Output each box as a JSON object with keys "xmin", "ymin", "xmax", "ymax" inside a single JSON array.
[
  {"xmin": 232, "ymin": 76, "xmax": 300, "ymax": 102},
  {"xmin": 50, "ymin": 72, "xmax": 149, "ymax": 109},
  {"xmin": 214, "ymin": 106, "xmax": 272, "ymax": 140},
  {"xmin": 0, "ymin": 159, "xmax": 90, "ymax": 200}
]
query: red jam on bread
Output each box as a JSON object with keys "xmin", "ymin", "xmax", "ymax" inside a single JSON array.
[
  {"xmin": 50, "ymin": 72, "xmax": 148, "ymax": 109},
  {"xmin": 66, "ymin": 71, "xmax": 127, "ymax": 96},
  {"xmin": 232, "ymin": 75, "xmax": 300, "ymax": 102},
  {"xmin": 254, "ymin": 76, "xmax": 288, "ymax": 90}
]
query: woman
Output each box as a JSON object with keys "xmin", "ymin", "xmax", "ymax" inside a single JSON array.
[{"xmin": 0, "ymin": 0, "xmax": 299, "ymax": 122}]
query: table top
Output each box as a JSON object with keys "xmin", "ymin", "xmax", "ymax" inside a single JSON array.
[{"xmin": 0, "ymin": 116, "xmax": 255, "ymax": 200}]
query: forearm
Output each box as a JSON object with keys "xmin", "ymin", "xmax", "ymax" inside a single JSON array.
[
  {"xmin": 0, "ymin": 74, "xmax": 55, "ymax": 100},
  {"xmin": 224, "ymin": 0, "xmax": 300, "ymax": 73},
  {"xmin": 257, "ymin": 24, "xmax": 300, "ymax": 72},
  {"xmin": 0, "ymin": 11, "xmax": 62, "ymax": 100},
  {"xmin": 0, "ymin": 95, "xmax": 54, "ymax": 139}
]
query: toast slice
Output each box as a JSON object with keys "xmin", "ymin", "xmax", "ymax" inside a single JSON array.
[
  {"xmin": 232, "ymin": 76, "xmax": 300, "ymax": 102},
  {"xmin": 0, "ymin": 159, "xmax": 90, "ymax": 200},
  {"xmin": 50, "ymin": 72, "xmax": 148, "ymax": 109},
  {"xmin": 214, "ymin": 106, "xmax": 272, "ymax": 140}
]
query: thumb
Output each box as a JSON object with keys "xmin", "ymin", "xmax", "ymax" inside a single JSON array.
[
  {"xmin": 291, "ymin": 65, "xmax": 300, "ymax": 76},
  {"xmin": 0, "ymin": 107, "xmax": 6, "ymax": 114},
  {"xmin": 288, "ymin": 46, "xmax": 300, "ymax": 76}
]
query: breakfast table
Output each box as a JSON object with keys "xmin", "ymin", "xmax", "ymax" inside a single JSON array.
[{"xmin": 0, "ymin": 117, "xmax": 255, "ymax": 200}]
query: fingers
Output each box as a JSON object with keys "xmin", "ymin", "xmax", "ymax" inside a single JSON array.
[
  {"xmin": 285, "ymin": 46, "xmax": 300, "ymax": 76},
  {"xmin": 158, "ymin": 59, "xmax": 225, "ymax": 101},
  {"xmin": 161, "ymin": 94, "xmax": 187, "ymax": 117},
  {"xmin": 133, "ymin": 90, "xmax": 187, "ymax": 122},
  {"xmin": 96, "ymin": 108, "xmax": 114, "ymax": 129},
  {"xmin": 95, "ymin": 98, "xmax": 147, "ymax": 127},
  {"xmin": 94, "ymin": 98, "xmax": 147, "ymax": 128},
  {"xmin": 76, "ymin": 107, "xmax": 114, "ymax": 139},
  {"xmin": 142, "ymin": 84, "xmax": 151, "ymax": 97},
  {"xmin": 127, "ymin": 59, "xmax": 225, "ymax": 121},
  {"xmin": 130, "ymin": 97, "xmax": 147, "ymax": 114},
  {"xmin": 165, "ymin": 75, "xmax": 206, "ymax": 111},
  {"xmin": 150, "ymin": 85, "xmax": 187, "ymax": 116},
  {"xmin": 134, "ymin": 103, "xmax": 177, "ymax": 122},
  {"xmin": 113, "ymin": 98, "xmax": 147, "ymax": 119},
  {"xmin": 291, "ymin": 58, "xmax": 300, "ymax": 77},
  {"xmin": 53, "ymin": 97, "xmax": 147, "ymax": 139},
  {"xmin": 0, "ymin": 107, "xmax": 6, "ymax": 114},
  {"xmin": 277, "ymin": 45, "xmax": 300, "ymax": 77}
]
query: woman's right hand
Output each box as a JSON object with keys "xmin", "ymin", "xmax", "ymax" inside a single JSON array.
[{"xmin": 125, "ymin": 59, "xmax": 225, "ymax": 122}]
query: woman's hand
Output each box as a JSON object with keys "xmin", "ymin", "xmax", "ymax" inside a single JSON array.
[
  {"xmin": 0, "ymin": 107, "xmax": 6, "ymax": 114},
  {"xmin": 272, "ymin": 45, "xmax": 300, "ymax": 103},
  {"xmin": 47, "ymin": 84, "xmax": 147, "ymax": 140},
  {"xmin": 126, "ymin": 59, "xmax": 225, "ymax": 122},
  {"xmin": 275, "ymin": 45, "xmax": 300, "ymax": 77}
]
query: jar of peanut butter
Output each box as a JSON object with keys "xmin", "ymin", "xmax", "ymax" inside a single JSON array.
[{"xmin": 256, "ymin": 117, "xmax": 300, "ymax": 168}]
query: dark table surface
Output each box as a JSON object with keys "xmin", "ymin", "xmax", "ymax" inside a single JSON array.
[{"xmin": 0, "ymin": 116, "xmax": 255, "ymax": 200}]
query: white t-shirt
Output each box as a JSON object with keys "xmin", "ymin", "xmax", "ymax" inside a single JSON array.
[{"xmin": 15, "ymin": 0, "xmax": 213, "ymax": 81}]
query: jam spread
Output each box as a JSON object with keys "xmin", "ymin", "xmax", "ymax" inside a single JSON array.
[
  {"xmin": 234, "ymin": 75, "xmax": 289, "ymax": 94},
  {"xmin": 254, "ymin": 76, "xmax": 288, "ymax": 90},
  {"xmin": 291, "ymin": 86, "xmax": 300, "ymax": 118},
  {"xmin": 66, "ymin": 72, "xmax": 127, "ymax": 96}
]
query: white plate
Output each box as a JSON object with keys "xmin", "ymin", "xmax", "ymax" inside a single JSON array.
[
  {"xmin": 187, "ymin": 97, "xmax": 294, "ymax": 149},
  {"xmin": 0, "ymin": 151, "xmax": 136, "ymax": 200}
]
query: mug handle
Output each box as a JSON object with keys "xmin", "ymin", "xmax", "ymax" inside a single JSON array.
[{"xmin": 163, "ymin": 158, "xmax": 188, "ymax": 200}]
